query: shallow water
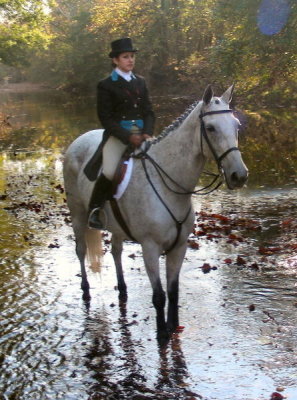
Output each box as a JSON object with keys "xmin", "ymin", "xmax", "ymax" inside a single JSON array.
[{"xmin": 0, "ymin": 90, "xmax": 296, "ymax": 399}]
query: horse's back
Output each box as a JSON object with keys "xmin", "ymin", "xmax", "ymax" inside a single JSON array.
[
  {"xmin": 64, "ymin": 129, "xmax": 104, "ymax": 174},
  {"xmin": 63, "ymin": 129, "xmax": 104, "ymax": 210}
]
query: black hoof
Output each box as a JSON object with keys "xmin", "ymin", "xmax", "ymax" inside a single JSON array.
[
  {"xmin": 158, "ymin": 335, "xmax": 170, "ymax": 348},
  {"xmin": 118, "ymin": 290, "xmax": 128, "ymax": 302},
  {"xmin": 157, "ymin": 329, "xmax": 170, "ymax": 347},
  {"xmin": 82, "ymin": 288, "xmax": 91, "ymax": 302}
]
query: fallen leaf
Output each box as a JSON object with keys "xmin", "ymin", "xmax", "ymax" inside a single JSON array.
[
  {"xmin": 249, "ymin": 262, "xmax": 260, "ymax": 270},
  {"xmin": 55, "ymin": 184, "xmax": 65, "ymax": 193},
  {"xmin": 48, "ymin": 242, "xmax": 60, "ymax": 248},
  {"xmin": 259, "ymin": 246, "xmax": 282, "ymax": 255},
  {"xmin": 175, "ymin": 325, "xmax": 185, "ymax": 332},
  {"xmin": 201, "ymin": 263, "xmax": 212, "ymax": 273},
  {"xmin": 188, "ymin": 239, "xmax": 199, "ymax": 249},
  {"xmin": 270, "ymin": 392, "xmax": 284, "ymax": 400},
  {"xmin": 236, "ymin": 256, "xmax": 246, "ymax": 265}
]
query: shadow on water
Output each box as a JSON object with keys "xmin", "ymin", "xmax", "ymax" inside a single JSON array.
[
  {"xmin": 84, "ymin": 299, "xmax": 199, "ymax": 400},
  {"xmin": 0, "ymin": 89, "xmax": 297, "ymax": 399}
]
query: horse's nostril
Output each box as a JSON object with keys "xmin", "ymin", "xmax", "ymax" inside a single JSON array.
[
  {"xmin": 231, "ymin": 171, "xmax": 247, "ymax": 186},
  {"xmin": 231, "ymin": 172, "xmax": 238, "ymax": 183}
]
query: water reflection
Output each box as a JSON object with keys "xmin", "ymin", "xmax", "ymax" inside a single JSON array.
[
  {"xmin": 0, "ymin": 90, "xmax": 98, "ymax": 151},
  {"xmin": 83, "ymin": 298, "xmax": 199, "ymax": 399}
]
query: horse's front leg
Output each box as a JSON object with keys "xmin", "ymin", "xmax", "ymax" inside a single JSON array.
[
  {"xmin": 142, "ymin": 243, "xmax": 167, "ymax": 339},
  {"xmin": 166, "ymin": 242, "xmax": 188, "ymax": 333},
  {"xmin": 111, "ymin": 234, "xmax": 127, "ymax": 300}
]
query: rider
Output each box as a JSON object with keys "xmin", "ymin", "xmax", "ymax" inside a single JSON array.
[{"xmin": 88, "ymin": 37, "xmax": 155, "ymax": 229}]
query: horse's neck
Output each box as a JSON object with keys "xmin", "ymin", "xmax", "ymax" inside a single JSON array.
[{"xmin": 149, "ymin": 104, "xmax": 205, "ymax": 190}]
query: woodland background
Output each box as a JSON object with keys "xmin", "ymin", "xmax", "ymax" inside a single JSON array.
[{"xmin": 0, "ymin": 0, "xmax": 296, "ymax": 106}]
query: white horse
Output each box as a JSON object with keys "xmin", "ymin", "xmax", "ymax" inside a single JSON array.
[{"xmin": 63, "ymin": 85, "xmax": 248, "ymax": 340}]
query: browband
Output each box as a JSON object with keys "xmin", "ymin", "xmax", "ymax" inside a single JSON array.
[{"xmin": 199, "ymin": 109, "xmax": 233, "ymax": 118}]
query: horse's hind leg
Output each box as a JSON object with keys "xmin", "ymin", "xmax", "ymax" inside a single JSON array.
[
  {"xmin": 111, "ymin": 234, "xmax": 127, "ymax": 300},
  {"xmin": 166, "ymin": 242, "xmax": 188, "ymax": 332},
  {"xmin": 72, "ymin": 212, "xmax": 90, "ymax": 300}
]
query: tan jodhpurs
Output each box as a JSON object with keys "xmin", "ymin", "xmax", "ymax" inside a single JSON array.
[{"xmin": 102, "ymin": 136, "xmax": 127, "ymax": 180}]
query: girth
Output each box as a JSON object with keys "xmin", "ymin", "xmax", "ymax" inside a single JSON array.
[{"xmin": 109, "ymin": 151, "xmax": 191, "ymax": 253}]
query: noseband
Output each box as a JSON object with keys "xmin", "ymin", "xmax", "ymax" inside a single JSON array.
[{"xmin": 199, "ymin": 109, "xmax": 240, "ymax": 170}]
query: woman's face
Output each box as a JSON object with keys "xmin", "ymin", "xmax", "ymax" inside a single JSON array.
[{"xmin": 113, "ymin": 52, "xmax": 135, "ymax": 73}]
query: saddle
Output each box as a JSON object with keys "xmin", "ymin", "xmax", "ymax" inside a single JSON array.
[
  {"xmin": 110, "ymin": 150, "xmax": 137, "ymax": 242},
  {"xmin": 111, "ymin": 149, "xmax": 131, "ymax": 196},
  {"xmin": 84, "ymin": 141, "xmax": 137, "ymax": 241},
  {"xmin": 83, "ymin": 132, "xmax": 108, "ymax": 181}
]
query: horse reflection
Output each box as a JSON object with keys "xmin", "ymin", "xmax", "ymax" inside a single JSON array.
[{"xmin": 83, "ymin": 300, "xmax": 200, "ymax": 398}]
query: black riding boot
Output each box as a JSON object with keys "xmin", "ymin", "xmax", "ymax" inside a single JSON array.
[{"xmin": 88, "ymin": 174, "xmax": 112, "ymax": 230}]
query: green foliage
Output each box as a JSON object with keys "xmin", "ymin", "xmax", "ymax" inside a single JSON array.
[
  {"xmin": 1, "ymin": 0, "xmax": 296, "ymax": 104},
  {"xmin": 241, "ymin": 109, "xmax": 297, "ymax": 186},
  {"xmin": 25, "ymin": 0, "xmax": 109, "ymax": 91},
  {"xmin": 0, "ymin": 0, "xmax": 50, "ymax": 67},
  {"xmin": 209, "ymin": 0, "xmax": 297, "ymax": 101}
]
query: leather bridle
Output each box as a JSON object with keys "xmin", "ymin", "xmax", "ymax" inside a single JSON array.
[
  {"xmin": 113, "ymin": 108, "xmax": 242, "ymax": 253},
  {"xmin": 199, "ymin": 109, "xmax": 240, "ymax": 170}
]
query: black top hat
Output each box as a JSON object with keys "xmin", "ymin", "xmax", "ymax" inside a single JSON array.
[{"xmin": 109, "ymin": 38, "xmax": 138, "ymax": 58}]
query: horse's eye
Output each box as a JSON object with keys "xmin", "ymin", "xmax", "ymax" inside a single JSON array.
[{"xmin": 206, "ymin": 125, "xmax": 215, "ymax": 132}]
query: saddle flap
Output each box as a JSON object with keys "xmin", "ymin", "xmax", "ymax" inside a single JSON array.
[{"xmin": 112, "ymin": 154, "xmax": 134, "ymax": 200}]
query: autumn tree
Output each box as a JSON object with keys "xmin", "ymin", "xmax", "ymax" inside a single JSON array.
[
  {"xmin": 3, "ymin": 0, "xmax": 295, "ymax": 104},
  {"xmin": 0, "ymin": 0, "xmax": 50, "ymax": 67},
  {"xmin": 209, "ymin": 0, "xmax": 297, "ymax": 101}
]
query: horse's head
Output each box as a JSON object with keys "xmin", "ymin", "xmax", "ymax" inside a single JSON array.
[{"xmin": 200, "ymin": 84, "xmax": 248, "ymax": 189}]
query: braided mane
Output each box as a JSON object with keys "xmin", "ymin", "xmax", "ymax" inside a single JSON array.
[{"xmin": 151, "ymin": 99, "xmax": 201, "ymax": 145}]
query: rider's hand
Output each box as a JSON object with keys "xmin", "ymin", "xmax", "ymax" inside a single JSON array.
[
  {"xmin": 142, "ymin": 134, "xmax": 151, "ymax": 141},
  {"xmin": 129, "ymin": 133, "xmax": 142, "ymax": 147}
]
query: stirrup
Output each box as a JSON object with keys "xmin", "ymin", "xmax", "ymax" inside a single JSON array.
[{"xmin": 88, "ymin": 207, "xmax": 105, "ymax": 230}]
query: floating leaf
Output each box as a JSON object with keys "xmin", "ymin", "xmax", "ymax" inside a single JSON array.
[
  {"xmin": 270, "ymin": 392, "xmax": 284, "ymax": 400},
  {"xmin": 236, "ymin": 256, "xmax": 246, "ymax": 265},
  {"xmin": 188, "ymin": 239, "xmax": 199, "ymax": 249},
  {"xmin": 201, "ymin": 263, "xmax": 213, "ymax": 273},
  {"xmin": 259, "ymin": 246, "xmax": 282, "ymax": 255}
]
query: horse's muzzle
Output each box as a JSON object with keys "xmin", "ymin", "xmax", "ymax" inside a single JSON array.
[{"xmin": 227, "ymin": 168, "xmax": 249, "ymax": 189}]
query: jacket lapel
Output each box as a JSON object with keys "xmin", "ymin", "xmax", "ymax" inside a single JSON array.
[{"xmin": 115, "ymin": 75, "xmax": 131, "ymax": 90}]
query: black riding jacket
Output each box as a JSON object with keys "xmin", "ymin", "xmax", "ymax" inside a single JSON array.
[{"xmin": 97, "ymin": 72, "xmax": 155, "ymax": 145}]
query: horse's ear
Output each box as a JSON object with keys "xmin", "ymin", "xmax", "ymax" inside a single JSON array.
[
  {"xmin": 203, "ymin": 85, "xmax": 213, "ymax": 105},
  {"xmin": 221, "ymin": 83, "xmax": 235, "ymax": 104}
]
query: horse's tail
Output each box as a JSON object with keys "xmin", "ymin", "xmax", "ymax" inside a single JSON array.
[{"xmin": 85, "ymin": 228, "xmax": 103, "ymax": 272}]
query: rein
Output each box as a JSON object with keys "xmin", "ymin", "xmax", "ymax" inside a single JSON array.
[
  {"xmin": 140, "ymin": 155, "xmax": 192, "ymax": 254},
  {"xmin": 112, "ymin": 108, "xmax": 240, "ymax": 252},
  {"xmin": 132, "ymin": 108, "xmax": 240, "ymax": 253},
  {"xmin": 141, "ymin": 152, "xmax": 223, "ymax": 196}
]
